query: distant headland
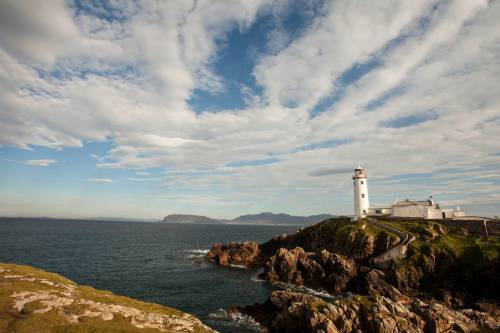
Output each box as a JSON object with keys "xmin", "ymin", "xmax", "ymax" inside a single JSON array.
[{"xmin": 161, "ymin": 212, "xmax": 336, "ymax": 226}]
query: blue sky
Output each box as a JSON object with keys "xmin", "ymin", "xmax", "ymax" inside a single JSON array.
[{"xmin": 1, "ymin": 0, "xmax": 499, "ymax": 219}]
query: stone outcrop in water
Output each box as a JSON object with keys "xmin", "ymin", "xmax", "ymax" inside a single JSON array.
[
  {"xmin": 0, "ymin": 263, "xmax": 215, "ymax": 333},
  {"xmin": 206, "ymin": 241, "xmax": 261, "ymax": 267}
]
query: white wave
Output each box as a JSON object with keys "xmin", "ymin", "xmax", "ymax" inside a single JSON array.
[
  {"xmin": 185, "ymin": 249, "xmax": 209, "ymax": 259},
  {"xmin": 208, "ymin": 309, "xmax": 262, "ymax": 331},
  {"xmin": 251, "ymin": 269, "xmax": 265, "ymax": 282},
  {"xmin": 228, "ymin": 264, "xmax": 248, "ymax": 269},
  {"xmin": 187, "ymin": 249, "xmax": 209, "ymax": 254}
]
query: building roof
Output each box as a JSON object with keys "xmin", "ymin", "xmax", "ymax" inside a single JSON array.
[
  {"xmin": 369, "ymin": 204, "xmax": 392, "ymax": 209},
  {"xmin": 393, "ymin": 199, "xmax": 433, "ymax": 207}
]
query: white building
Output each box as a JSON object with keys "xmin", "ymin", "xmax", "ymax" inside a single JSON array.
[
  {"xmin": 352, "ymin": 167, "xmax": 466, "ymax": 220},
  {"xmin": 391, "ymin": 198, "xmax": 442, "ymax": 219},
  {"xmin": 352, "ymin": 166, "xmax": 369, "ymax": 218}
]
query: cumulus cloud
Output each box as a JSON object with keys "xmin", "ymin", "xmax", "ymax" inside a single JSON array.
[{"xmin": 0, "ymin": 0, "xmax": 78, "ymax": 68}]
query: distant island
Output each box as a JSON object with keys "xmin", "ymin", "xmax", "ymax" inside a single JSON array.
[{"xmin": 161, "ymin": 212, "xmax": 336, "ymax": 225}]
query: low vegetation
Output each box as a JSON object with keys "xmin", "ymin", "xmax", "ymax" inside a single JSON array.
[{"xmin": 0, "ymin": 263, "xmax": 215, "ymax": 333}]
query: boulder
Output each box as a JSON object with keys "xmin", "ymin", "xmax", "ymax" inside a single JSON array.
[{"xmin": 205, "ymin": 241, "xmax": 260, "ymax": 267}]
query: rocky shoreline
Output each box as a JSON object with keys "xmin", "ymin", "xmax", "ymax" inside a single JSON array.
[
  {"xmin": 0, "ymin": 263, "xmax": 216, "ymax": 333},
  {"xmin": 206, "ymin": 217, "xmax": 500, "ymax": 333}
]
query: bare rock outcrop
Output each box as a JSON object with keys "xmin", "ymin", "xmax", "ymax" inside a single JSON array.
[
  {"xmin": 206, "ymin": 241, "xmax": 261, "ymax": 267},
  {"xmin": 0, "ymin": 263, "xmax": 216, "ymax": 333},
  {"xmin": 207, "ymin": 217, "xmax": 500, "ymax": 333},
  {"xmin": 263, "ymin": 247, "xmax": 357, "ymax": 294},
  {"xmin": 258, "ymin": 218, "xmax": 391, "ymax": 260},
  {"xmin": 238, "ymin": 290, "xmax": 500, "ymax": 333}
]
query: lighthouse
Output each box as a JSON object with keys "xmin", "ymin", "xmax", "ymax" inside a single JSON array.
[{"xmin": 353, "ymin": 166, "xmax": 369, "ymax": 219}]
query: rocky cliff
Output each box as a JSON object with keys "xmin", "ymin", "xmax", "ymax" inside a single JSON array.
[
  {"xmin": 0, "ymin": 263, "xmax": 215, "ymax": 333},
  {"xmin": 206, "ymin": 217, "xmax": 500, "ymax": 333}
]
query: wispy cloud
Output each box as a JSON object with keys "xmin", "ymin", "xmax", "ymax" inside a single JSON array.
[
  {"xmin": 22, "ymin": 159, "xmax": 58, "ymax": 167},
  {"xmin": 87, "ymin": 178, "xmax": 113, "ymax": 183},
  {"xmin": 128, "ymin": 177, "xmax": 162, "ymax": 182}
]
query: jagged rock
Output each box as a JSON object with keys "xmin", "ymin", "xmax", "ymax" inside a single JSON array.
[
  {"xmin": 357, "ymin": 269, "xmax": 410, "ymax": 304},
  {"xmin": 317, "ymin": 251, "xmax": 357, "ymax": 294},
  {"xmin": 208, "ymin": 217, "xmax": 500, "ymax": 332},
  {"xmin": 258, "ymin": 217, "xmax": 379, "ymax": 259},
  {"xmin": 262, "ymin": 247, "xmax": 357, "ymax": 293},
  {"xmin": 238, "ymin": 291, "xmax": 500, "ymax": 333},
  {"xmin": 205, "ymin": 241, "xmax": 260, "ymax": 267},
  {"xmin": 264, "ymin": 247, "xmax": 323, "ymax": 285}
]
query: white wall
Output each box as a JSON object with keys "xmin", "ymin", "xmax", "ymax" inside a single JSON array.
[
  {"xmin": 442, "ymin": 209, "xmax": 455, "ymax": 219},
  {"xmin": 427, "ymin": 207, "xmax": 443, "ymax": 219},
  {"xmin": 354, "ymin": 177, "xmax": 369, "ymax": 218},
  {"xmin": 393, "ymin": 205, "xmax": 429, "ymax": 218},
  {"xmin": 393, "ymin": 204, "xmax": 443, "ymax": 219}
]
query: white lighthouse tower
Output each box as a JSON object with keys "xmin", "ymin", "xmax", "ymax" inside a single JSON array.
[{"xmin": 353, "ymin": 166, "xmax": 369, "ymax": 219}]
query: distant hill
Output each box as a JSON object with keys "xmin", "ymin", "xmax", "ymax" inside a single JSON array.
[
  {"xmin": 161, "ymin": 214, "xmax": 225, "ymax": 224},
  {"xmin": 232, "ymin": 212, "xmax": 335, "ymax": 225},
  {"xmin": 161, "ymin": 212, "xmax": 335, "ymax": 225}
]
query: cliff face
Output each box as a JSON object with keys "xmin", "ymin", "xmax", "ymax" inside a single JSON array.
[
  {"xmin": 0, "ymin": 263, "xmax": 215, "ymax": 333},
  {"xmin": 258, "ymin": 217, "xmax": 400, "ymax": 259},
  {"xmin": 206, "ymin": 217, "xmax": 500, "ymax": 333}
]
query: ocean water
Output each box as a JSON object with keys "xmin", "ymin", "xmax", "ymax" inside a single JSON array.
[{"xmin": 0, "ymin": 218, "xmax": 299, "ymax": 332}]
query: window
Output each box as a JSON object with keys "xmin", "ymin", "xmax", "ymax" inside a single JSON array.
[
  {"xmin": 361, "ymin": 194, "xmax": 365, "ymax": 198},
  {"xmin": 375, "ymin": 210, "xmax": 382, "ymax": 214},
  {"xmin": 361, "ymin": 181, "xmax": 364, "ymax": 184}
]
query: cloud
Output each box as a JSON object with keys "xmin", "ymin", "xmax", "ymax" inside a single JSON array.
[
  {"xmin": 87, "ymin": 178, "xmax": 113, "ymax": 183},
  {"xmin": 0, "ymin": 0, "xmax": 78, "ymax": 68},
  {"xmin": 1, "ymin": 1, "xmax": 499, "ymax": 216},
  {"xmin": 22, "ymin": 159, "xmax": 58, "ymax": 167},
  {"xmin": 309, "ymin": 167, "xmax": 353, "ymax": 177},
  {"xmin": 128, "ymin": 177, "xmax": 162, "ymax": 182}
]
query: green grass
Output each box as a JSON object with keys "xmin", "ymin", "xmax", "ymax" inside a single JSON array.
[
  {"xmin": 434, "ymin": 234, "xmax": 500, "ymax": 260},
  {"xmin": 0, "ymin": 263, "xmax": 213, "ymax": 333}
]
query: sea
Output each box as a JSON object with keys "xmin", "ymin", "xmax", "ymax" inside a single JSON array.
[{"xmin": 0, "ymin": 217, "xmax": 300, "ymax": 332}]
